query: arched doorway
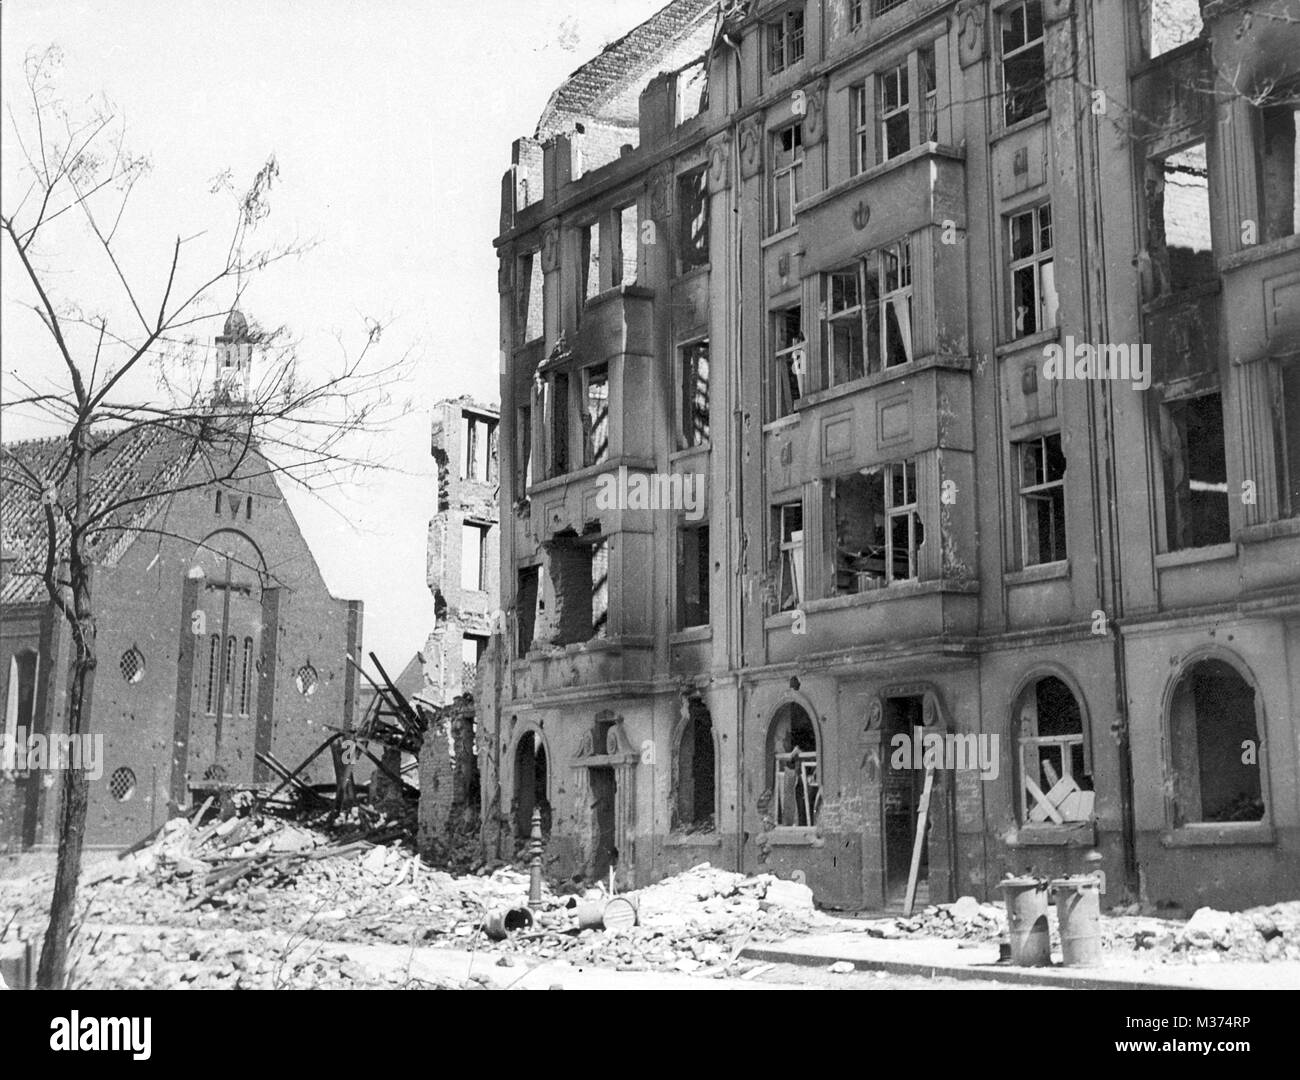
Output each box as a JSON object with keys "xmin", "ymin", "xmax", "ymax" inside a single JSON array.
[{"xmin": 514, "ymin": 729, "xmax": 550, "ymax": 840}]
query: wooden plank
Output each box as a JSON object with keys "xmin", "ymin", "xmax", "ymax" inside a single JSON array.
[
  {"xmin": 903, "ymin": 766, "xmax": 934, "ymax": 918},
  {"xmin": 1025, "ymin": 776, "xmax": 1065, "ymax": 824}
]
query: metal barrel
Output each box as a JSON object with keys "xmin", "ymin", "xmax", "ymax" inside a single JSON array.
[
  {"xmin": 483, "ymin": 905, "xmax": 534, "ymax": 940},
  {"xmin": 996, "ymin": 877, "xmax": 1052, "ymax": 966},
  {"xmin": 603, "ymin": 895, "xmax": 638, "ymax": 930},
  {"xmin": 1051, "ymin": 876, "xmax": 1103, "ymax": 967},
  {"xmin": 574, "ymin": 900, "xmax": 606, "ymax": 931}
]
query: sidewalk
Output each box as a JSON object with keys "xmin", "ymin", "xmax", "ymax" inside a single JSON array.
[{"xmin": 740, "ymin": 932, "xmax": 1300, "ymax": 990}]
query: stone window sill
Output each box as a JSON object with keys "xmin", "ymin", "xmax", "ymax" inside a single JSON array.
[
  {"xmin": 1161, "ymin": 823, "xmax": 1275, "ymax": 847},
  {"xmin": 1007, "ymin": 821, "xmax": 1097, "ymax": 847},
  {"xmin": 1154, "ymin": 542, "xmax": 1236, "ymax": 570},
  {"xmin": 664, "ymin": 833, "xmax": 722, "ymax": 848},
  {"xmin": 1005, "ymin": 560, "xmax": 1070, "ymax": 586},
  {"xmin": 764, "ymin": 827, "xmax": 824, "ymax": 847},
  {"xmin": 670, "ymin": 626, "xmax": 712, "ymax": 645}
]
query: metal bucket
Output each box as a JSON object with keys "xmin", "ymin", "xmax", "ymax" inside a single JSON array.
[
  {"xmin": 996, "ymin": 877, "xmax": 1052, "ymax": 967},
  {"xmin": 1051, "ymin": 875, "xmax": 1103, "ymax": 967},
  {"xmin": 482, "ymin": 906, "xmax": 534, "ymax": 940},
  {"xmin": 603, "ymin": 895, "xmax": 638, "ymax": 931}
]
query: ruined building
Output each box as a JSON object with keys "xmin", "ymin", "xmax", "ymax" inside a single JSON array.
[
  {"xmin": 1, "ymin": 311, "xmax": 363, "ymax": 851},
  {"xmin": 483, "ymin": 0, "xmax": 1300, "ymax": 910},
  {"xmin": 417, "ymin": 399, "xmax": 500, "ymax": 854}
]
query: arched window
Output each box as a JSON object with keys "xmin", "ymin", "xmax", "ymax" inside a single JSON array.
[
  {"xmin": 240, "ymin": 638, "xmax": 254, "ymax": 717},
  {"xmin": 1169, "ymin": 659, "xmax": 1263, "ymax": 825},
  {"xmin": 223, "ymin": 636, "xmax": 237, "ymax": 713},
  {"xmin": 766, "ymin": 703, "xmax": 820, "ymax": 827},
  {"xmin": 4, "ymin": 649, "xmax": 39, "ymax": 737},
  {"xmin": 1014, "ymin": 674, "xmax": 1093, "ymax": 824},
  {"xmin": 205, "ymin": 635, "xmax": 220, "ymax": 715},
  {"xmin": 672, "ymin": 700, "xmax": 716, "ymax": 833}
]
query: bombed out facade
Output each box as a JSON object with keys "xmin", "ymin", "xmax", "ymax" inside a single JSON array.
[{"xmin": 483, "ymin": 0, "xmax": 1300, "ymax": 911}]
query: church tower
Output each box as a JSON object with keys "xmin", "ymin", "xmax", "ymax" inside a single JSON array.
[{"xmin": 214, "ymin": 309, "xmax": 253, "ymax": 402}]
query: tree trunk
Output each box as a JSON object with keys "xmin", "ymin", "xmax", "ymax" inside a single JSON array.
[{"xmin": 36, "ymin": 638, "xmax": 93, "ymax": 989}]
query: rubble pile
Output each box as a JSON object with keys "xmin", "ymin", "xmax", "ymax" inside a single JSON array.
[
  {"xmin": 1108, "ymin": 903, "xmax": 1300, "ymax": 963},
  {"xmin": 868, "ymin": 896, "xmax": 1007, "ymax": 942}
]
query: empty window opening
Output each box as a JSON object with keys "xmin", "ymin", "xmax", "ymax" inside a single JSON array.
[
  {"xmin": 673, "ymin": 700, "xmax": 716, "ymax": 833},
  {"xmin": 582, "ymin": 221, "xmax": 601, "ymax": 300},
  {"xmin": 1257, "ymin": 99, "xmax": 1300, "ymax": 244},
  {"xmin": 517, "ymin": 404, "xmax": 534, "ymax": 491},
  {"xmin": 518, "ymin": 250, "xmax": 545, "ymax": 343},
  {"xmin": 1016, "ymin": 433, "xmax": 1067, "ymax": 565},
  {"xmin": 1147, "ymin": 143, "xmax": 1214, "ymax": 296},
  {"xmin": 1015, "ymin": 676, "xmax": 1094, "ymax": 824},
  {"xmin": 1009, "ymin": 203, "xmax": 1058, "ymax": 338},
  {"xmin": 767, "ymin": 703, "xmax": 819, "ymax": 827},
  {"xmin": 616, "ymin": 203, "xmax": 639, "ymax": 287},
  {"xmin": 920, "ymin": 42, "xmax": 938, "ymax": 142},
  {"xmin": 1273, "ymin": 361, "xmax": 1300, "ymax": 518},
  {"xmin": 548, "ymin": 372, "xmax": 570, "ymax": 478},
  {"xmin": 1160, "ymin": 392, "xmax": 1229, "ymax": 551},
  {"xmin": 516, "ymin": 566, "xmax": 540, "ymax": 656},
  {"xmin": 461, "ymin": 634, "xmax": 488, "ymax": 687},
  {"xmin": 461, "ymin": 521, "xmax": 490, "ymax": 592},
  {"xmin": 772, "ymin": 306, "xmax": 805, "ymax": 418},
  {"xmin": 514, "ymin": 729, "xmax": 550, "ymax": 839},
  {"xmin": 677, "ymin": 167, "xmax": 710, "ymax": 273},
  {"xmin": 773, "ymin": 502, "xmax": 804, "ymax": 612},
  {"xmin": 582, "ymin": 364, "xmax": 609, "ymax": 467},
  {"xmin": 546, "ymin": 532, "xmax": 608, "ymax": 645},
  {"xmin": 4, "ymin": 648, "xmax": 39, "ymax": 736},
  {"xmin": 676, "ymin": 57, "xmax": 707, "ymax": 124},
  {"xmin": 214, "ymin": 491, "xmax": 223, "ymax": 516},
  {"xmin": 1142, "ymin": 0, "xmax": 1202, "ymax": 58},
  {"xmin": 830, "ymin": 461, "xmax": 922, "ymax": 594},
  {"xmin": 771, "ymin": 123, "xmax": 804, "ymax": 234},
  {"xmin": 768, "ymin": 7, "xmax": 805, "ymax": 74},
  {"xmin": 1170, "ymin": 660, "xmax": 1263, "ymax": 825},
  {"xmin": 1002, "ymin": 0, "xmax": 1046, "ymax": 126},
  {"xmin": 461, "ymin": 412, "xmax": 498, "ymax": 482},
  {"xmin": 677, "ymin": 523, "xmax": 710, "ymax": 629},
  {"xmin": 680, "ymin": 340, "xmax": 710, "ymax": 448}
]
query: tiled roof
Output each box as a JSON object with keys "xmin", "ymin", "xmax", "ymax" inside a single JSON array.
[
  {"xmin": 0, "ymin": 426, "xmax": 203, "ymax": 604},
  {"xmin": 535, "ymin": 0, "xmax": 718, "ymax": 139}
]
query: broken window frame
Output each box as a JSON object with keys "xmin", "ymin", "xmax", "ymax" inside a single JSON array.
[
  {"xmin": 848, "ymin": 0, "xmax": 864, "ymax": 31},
  {"xmin": 516, "ymin": 565, "xmax": 540, "ymax": 657},
  {"xmin": 878, "ymin": 59, "xmax": 910, "ymax": 162},
  {"xmin": 676, "ymin": 521, "xmax": 711, "ymax": 630},
  {"xmin": 920, "ymin": 41, "xmax": 938, "ymax": 143},
  {"xmin": 1142, "ymin": 0, "xmax": 1203, "ymax": 59},
  {"xmin": 773, "ymin": 501, "xmax": 805, "ymax": 612},
  {"xmin": 822, "ymin": 267, "xmax": 866, "ymax": 387},
  {"xmin": 771, "ymin": 305, "xmax": 806, "ymax": 418},
  {"xmin": 580, "ymin": 363, "xmax": 610, "ymax": 468},
  {"xmin": 767, "ymin": 7, "xmax": 806, "ymax": 74},
  {"xmin": 1255, "ymin": 94, "xmax": 1300, "ymax": 245},
  {"xmin": 517, "ymin": 248, "xmax": 545, "ymax": 344},
  {"xmin": 581, "ymin": 220, "xmax": 601, "ymax": 301},
  {"xmin": 873, "ymin": 0, "xmax": 909, "ymax": 15},
  {"xmin": 461, "ymin": 411, "xmax": 498, "ymax": 482},
  {"xmin": 1016, "ymin": 432, "xmax": 1067, "ymax": 566},
  {"xmin": 770, "ymin": 122, "xmax": 804, "ymax": 234},
  {"xmin": 868, "ymin": 239, "xmax": 914, "ymax": 370},
  {"xmin": 1001, "ymin": 0, "xmax": 1047, "ymax": 127},
  {"xmin": 1015, "ymin": 675, "xmax": 1094, "ymax": 826},
  {"xmin": 461, "ymin": 520, "xmax": 490, "ymax": 593},
  {"xmin": 829, "ymin": 460, "xmax": 921, "ymax": 593},
  {"xmin": 850, "ymin": 82, "xmax": 871, "ymax": 175},
  {"xmin": 679, "ymin": 338, "xmax": 710, "ymax": 449},
  {"xmin": 1158, "ymin": 388, "xmax": 1230, "ymax": 552},
  {"xmin": 768, "ymin": 704, "xmax": 820, "ymax": 829},
  {"xmin": 614, "ymin": 202, "xmax": 639, "ymax": 287},
  {"xmin": 1272, "ymin": 359, "xmax": 1300, "ymax": 520},
  {"xmin": 677, "ymin": 166, "xmax": 710, "ymax": 274},
  {"xmin": 546, "ymin": 371, "xmax": 570, "ymax": 479},
  {"xmin": 1007, "ymin": 202, "xmax": 1058, "ymax": 339},
  {"xmin": 516, "ymin": 404, "xmax": 534, "ymax": 493},
  {"xmin": 1145, "ymin": 141, "xmax": 1215, "ymax": 298}
]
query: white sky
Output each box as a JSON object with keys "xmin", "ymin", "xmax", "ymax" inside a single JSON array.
[{"xmin": 1, "ymin": 0, "xmax": 666, "ymax": 668}]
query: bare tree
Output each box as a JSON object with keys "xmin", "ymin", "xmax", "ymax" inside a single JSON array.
[{"xmin": 1, "ymin": 48, "xmax": 407, "ymax": 989}]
